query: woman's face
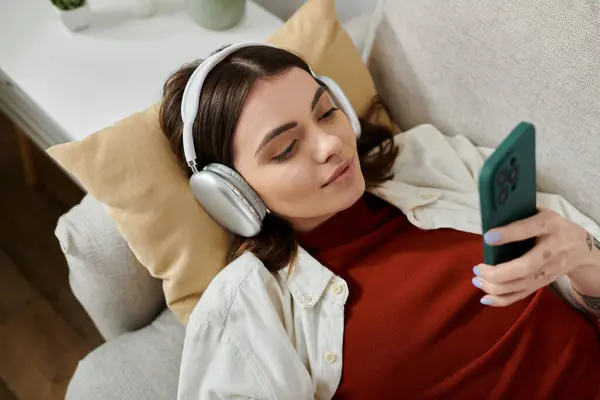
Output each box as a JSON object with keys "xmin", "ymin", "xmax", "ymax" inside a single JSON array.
[{"xmin": 233, "ymin": 67, "xmax": 365, "ymax": 232}]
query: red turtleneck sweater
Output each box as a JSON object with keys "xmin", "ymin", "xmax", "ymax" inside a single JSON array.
[{"xmin": 298, "ymin": 193, "xmax": 600, "ymax": 399}]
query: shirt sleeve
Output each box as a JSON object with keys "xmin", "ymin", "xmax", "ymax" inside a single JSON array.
[
  {"xmin": 551, "ymin": 275, "xmax": 586, "ymax": 311},
  {"xmin": 177, "ymin": 318, "xmax": 272, "ymax": 400}
]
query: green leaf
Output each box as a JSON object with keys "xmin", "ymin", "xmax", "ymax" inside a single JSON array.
[{"xmin": 50, "ymin": 0, "xmax": 85, "ymax": 11}]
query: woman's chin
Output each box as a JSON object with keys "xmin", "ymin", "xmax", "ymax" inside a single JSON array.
[{"xmin": 337, "ymin": 174, "xmax": 366, "ymax": 212}]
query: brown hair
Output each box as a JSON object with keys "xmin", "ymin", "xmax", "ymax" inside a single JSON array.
[{"xmin": 160, "ymin": 45, "xmax": 398, "ymax": 273}]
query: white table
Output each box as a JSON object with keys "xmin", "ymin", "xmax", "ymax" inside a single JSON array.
[{"xmin": 0, "ymin": 0, "xmax": 283, "ymax": 150}]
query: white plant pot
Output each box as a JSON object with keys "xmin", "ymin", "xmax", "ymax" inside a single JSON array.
[{"xmin": 56, "ymin": 3, "xmax": 92, "ymax": 32}]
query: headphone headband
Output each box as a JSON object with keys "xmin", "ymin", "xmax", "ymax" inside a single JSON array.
[{"xmin": 180, "ymin": 42, "xmax": 361, "ymax": 172}]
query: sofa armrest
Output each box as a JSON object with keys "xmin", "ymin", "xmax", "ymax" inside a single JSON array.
[
  {"xmin": 66, "ymin": 309, "xmax": 184, "ymax": 400},
  {"xmin": 55, "ymin": 194, "xmax": 166, "ymax": 340}
]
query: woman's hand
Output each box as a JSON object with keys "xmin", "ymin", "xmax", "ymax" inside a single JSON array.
[{"xmin": 471, "ymin": 209, "xmax": 599, "ymax": 307}]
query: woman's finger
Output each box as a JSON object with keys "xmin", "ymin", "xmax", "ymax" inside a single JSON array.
[
  {"xmin": 483, "ymin": 209, "xmax": 562, "ymax": 246},
  {"xmin": 475, "ymin": 239, "xmax": 555, "ymax": 283},
  {"xmin": 480, "ymin": 288, "xmax": 541, "ymax": 307},
  {"xmin": 478, "ymin": 270, "xmax": 556, "ymax": 306},
  {"xmin": 472, "ymin": 275, "xmax": 530, "ymax": 296}
]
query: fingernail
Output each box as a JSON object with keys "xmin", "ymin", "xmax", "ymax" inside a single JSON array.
[
  {"xmin": 480, "ymin": 297, "xmax": 494, "ymax": 306},
  {"xmin": 472, "ymin": 277, "xmax": 482, "ymax": 288},
  {"xmin": 484, "ymin": 231, "xmax": 501, "ymax": 244},
  {"xmin": 473, "ymin": 266, "xmax": 481, "ymax": 276}
]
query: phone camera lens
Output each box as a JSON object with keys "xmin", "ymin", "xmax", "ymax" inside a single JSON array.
[
  {"xmin": 498, "ymin": 187, "xmax": 509, "ymax": 205},
  {"xmin": 508, "ymin": 165, "xmax": 518, "ymax": 183},
  {"xmin": 497, "ymin": 169, "xmax": 507, "ymax": 185}
]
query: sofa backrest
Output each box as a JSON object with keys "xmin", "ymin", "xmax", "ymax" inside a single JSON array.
[{"xmin": 370, "ymin": 0, "xmax": 600, "ymax": 222}]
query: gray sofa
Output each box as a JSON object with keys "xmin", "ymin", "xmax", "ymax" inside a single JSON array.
[{"xmin": 58, "ymin": 1, "xmax": 600, "ymax": 398}]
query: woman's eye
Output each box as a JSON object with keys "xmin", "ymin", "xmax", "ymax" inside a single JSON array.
[
  {"xmin": 272, "ymin": 140, "xmax": 297, "ymax": 163},
  {"xmin": 319, "ymin": 107, "xmax": 339, "ymax": 121}
]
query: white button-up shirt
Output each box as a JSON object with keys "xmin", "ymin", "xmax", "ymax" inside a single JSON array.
[{"xmin": 177, "ymin": 124, "xmax": 600, "ymax": 400}]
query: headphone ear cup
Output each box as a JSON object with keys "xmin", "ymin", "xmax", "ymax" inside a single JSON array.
[
  {"xmin": 204, "ymin": 164, "xmax": 267, "ymax": 218},
  {"xmin": 189, "ymin": 164, "xmax": 266, "ymax": 237},
  {"xmin": 314, "ymin": 74, "xmax": 361, "ymax": 138}
]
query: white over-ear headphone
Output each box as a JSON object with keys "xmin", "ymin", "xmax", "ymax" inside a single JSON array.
[{"xmin": 181, "ymin": 41, "xmax": 361, "ymax": 237}]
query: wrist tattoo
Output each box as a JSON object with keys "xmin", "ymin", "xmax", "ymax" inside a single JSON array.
[
  {"xmin": 586, "ymin": 232, "xmax": 600, "ymax": 252},
  {"xmin": 573, "ymin": 287, "xmax": 600, "ymax": 310}
]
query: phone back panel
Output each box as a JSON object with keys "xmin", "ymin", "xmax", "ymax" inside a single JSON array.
[{"xmin": 479, "ymin": 122, "xmax": 537, "ymax": 265}]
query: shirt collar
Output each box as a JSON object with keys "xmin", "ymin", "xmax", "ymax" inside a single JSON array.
[
  {"xmin": 369, "ymin": 182, "xmax": 441, "ymax": 214},
  {"xmin": 278, "ymin": 247, "xmax": 346, "ymax": 309}
]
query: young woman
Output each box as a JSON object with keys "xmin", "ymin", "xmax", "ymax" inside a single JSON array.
[{"xmin": 159, "ymin": 43, "xmax": 600, "ymax": 399}]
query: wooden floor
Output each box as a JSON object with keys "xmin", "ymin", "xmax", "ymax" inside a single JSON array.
[{"xmin": 0, "ymin": 112, "xmax": 104, "ymax": 400}]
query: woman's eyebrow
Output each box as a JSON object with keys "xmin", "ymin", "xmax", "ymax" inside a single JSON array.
[
  {"xmin": 254, "ymin": 86, "xmax": 327, "ymax": 157},
  {"xmin": 311, "ymin": 86, "xmax": 327, "ymax": 111},
  {"xmin": 254, "ymin": 122, "xmax": 298, "ymax": 157}
]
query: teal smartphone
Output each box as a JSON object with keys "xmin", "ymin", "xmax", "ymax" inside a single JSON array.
[{"xmin": 479, "ymin": 122, "xmax": 537, "ymax": 265}]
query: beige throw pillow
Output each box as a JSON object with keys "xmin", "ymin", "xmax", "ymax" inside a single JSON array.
[{"xmin": 48, "ymin": 0, "xmax": 395, "ymax": 324}]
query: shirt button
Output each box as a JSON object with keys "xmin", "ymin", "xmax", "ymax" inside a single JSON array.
[
  {"xmin": 420, "ymin": 194, "xmax": 434, "ymax": 200},
  {"xmin": 330, "ymin": 283, "xmax": 344, "ymax": 295},
  {"xmin": 324, "ymin": 352, "xmax": 337, "ymax": 364},
  {"xmin": 301, "ymin": 294, "xmax": 313, "ymax": 304}
]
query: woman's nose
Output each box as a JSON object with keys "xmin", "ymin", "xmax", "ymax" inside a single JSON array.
[{"xmin": 313, "ymin": 129, "xmax": 343, "ymax": 163}]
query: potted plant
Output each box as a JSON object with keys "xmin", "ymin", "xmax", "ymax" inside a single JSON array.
[
  {"xmin": 50, "ymin": 0, "xmax": 92, "ymax": 32},
  {"xmin": 185, "ymin": 0, "xmax": 246, "ymax": 31}
]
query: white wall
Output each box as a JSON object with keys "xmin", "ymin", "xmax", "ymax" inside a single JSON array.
[{"xmin": 254, "ymin": 0, "xmax": 375, "ymax": 22}]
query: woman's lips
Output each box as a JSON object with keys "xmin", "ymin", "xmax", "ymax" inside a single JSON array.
[{"xmin": 323, "ymin": 157, "xmax": 355, "ymax": 187}]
